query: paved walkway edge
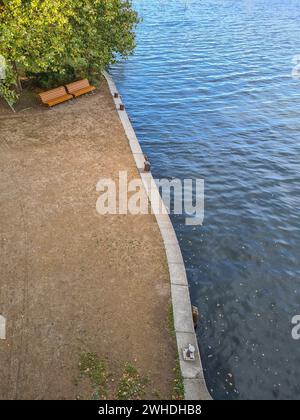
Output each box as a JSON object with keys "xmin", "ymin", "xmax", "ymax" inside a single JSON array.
[{"xmin": 103, "ymin": 71, "xmax": 212, "ymax": 400}]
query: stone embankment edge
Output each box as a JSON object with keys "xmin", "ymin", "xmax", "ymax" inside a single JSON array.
[{"xmin": 102, "ymin": 71, "xmax": 212, "ymax": 401}]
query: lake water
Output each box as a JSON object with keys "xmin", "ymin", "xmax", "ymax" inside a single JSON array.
[{"xmin": 110, "ymin": 0, "xmax": 300, "ymax": 400}]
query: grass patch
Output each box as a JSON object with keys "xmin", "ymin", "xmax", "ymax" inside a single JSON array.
[
  {"xmin": 167, "ymin": 304, "xmax": 184, "ymax": 399},
  {"xmin": 167, "ymin": 303, "xmax": 175, "ymax": 337},
  {"xmin": 78, "ymin": 352, "xmax": 107, "ymax": 399},
  {"xmin": 152, "ymin": 389, "xmax": 163, "ymax": 399},
  {"xmin": 172, "ymin": 355, "xmax": 185, "ymax": 400},
  {"xmin": 117, "ymin": 363, "xmax": 149, "ymax": 400}
]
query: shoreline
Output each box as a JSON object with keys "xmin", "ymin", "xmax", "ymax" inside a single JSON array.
[{"xmin": 103, "ymin": 71, "xmax": 212, "ymax": 400}]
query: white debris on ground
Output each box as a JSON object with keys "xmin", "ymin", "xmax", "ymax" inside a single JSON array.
[{"xmin": 0, "ymin": 315, "xmax": 6, "ymax": 340}]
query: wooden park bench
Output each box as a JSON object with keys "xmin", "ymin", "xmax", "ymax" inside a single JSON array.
[
  {"xmin": 38, "ymin": 86, "xmax": 73, "ymax": 107},
  {"xmin": 66, "ymin": 79, "xmax": 96, "ymax": 98}
]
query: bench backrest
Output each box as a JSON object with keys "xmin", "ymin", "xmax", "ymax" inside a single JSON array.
[
  {"xmin": 39, "ymin": 86, "xmax": 67, "ymax": 103},
  {"xmin": 66, "ymin": 79, "xmax": 90, "ymax": 94}
]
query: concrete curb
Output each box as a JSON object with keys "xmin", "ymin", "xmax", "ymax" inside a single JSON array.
[{"xmin": 103, "ymin": 71, "xmax": 212, "ymax": 401}]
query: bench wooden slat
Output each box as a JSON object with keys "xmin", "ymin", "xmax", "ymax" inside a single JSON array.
[
  {"xmin": 66, "ymin": 79, "xmax": 96, "ymax": 97},
  {"xmin": 47, "ymin": 94, "xmax": 73, "ymax": 107},
  {"xmin": 72, "ymin": 86, "xmax": 96, "ymax": 97},
  {"xmin": 38, "ymin": 86, "xmax": 73, "ymax": 107},
  {"xmin": 39, "ymin": 86, "xmax": 67, "ymax": 103}
]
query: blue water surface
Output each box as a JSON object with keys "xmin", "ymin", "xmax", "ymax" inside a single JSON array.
[{"xmin": 111, "ymin": 0, "xmax": 300, "ymax": 400}]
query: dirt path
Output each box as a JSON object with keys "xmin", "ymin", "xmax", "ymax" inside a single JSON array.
[{"xmin": 0, "ymin": 80, "xmax": 177, "ymax": 400}]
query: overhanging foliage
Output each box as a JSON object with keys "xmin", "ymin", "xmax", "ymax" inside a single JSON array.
[{"xmin": 0, "ymin": 0, "xmax": 138, "ymax": 106}]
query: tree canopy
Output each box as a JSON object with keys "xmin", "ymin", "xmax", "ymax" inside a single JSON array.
[{"xmin": 0, "ymin": 0, "xmax": 138, "ymax": 106}]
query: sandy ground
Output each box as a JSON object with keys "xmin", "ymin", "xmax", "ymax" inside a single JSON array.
[{"xmin": 0, "ymin": 79, "xmax": 177, "ymax": 400}]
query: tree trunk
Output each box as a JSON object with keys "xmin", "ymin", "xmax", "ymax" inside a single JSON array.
[{"xmin": 13, "ymin": 61, "xmax": 22, "ymax": 92}]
